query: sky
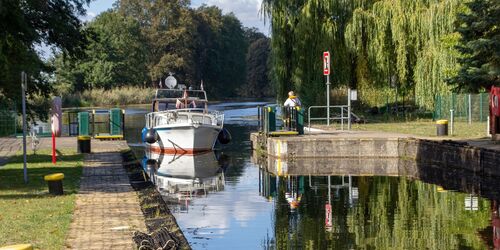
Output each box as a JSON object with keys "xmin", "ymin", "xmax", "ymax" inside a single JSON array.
[{"xmin": 84, "ymin": 0, "xmax": 268, "ymax": 34}]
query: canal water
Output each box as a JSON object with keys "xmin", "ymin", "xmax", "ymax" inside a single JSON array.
[{"xmin": 123, "ymin": 102, "xmax": 499, "ymax": 249}]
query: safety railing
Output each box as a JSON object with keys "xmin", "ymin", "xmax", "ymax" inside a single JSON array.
[
  {"xmin": 258, "ymin": 105, "xmax": 304, "ymax": 136},
  {"xmin": 307, "ymin": 105, "xmax": 351, "ymax": 131},
  {"xmin": 145, "ymin": 109, "xmax": 224, "ymax": 128}
]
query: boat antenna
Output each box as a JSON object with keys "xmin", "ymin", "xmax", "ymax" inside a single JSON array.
[{"xmin": 200, "ymin": 80, "xmax": 204, "ymax": 91}]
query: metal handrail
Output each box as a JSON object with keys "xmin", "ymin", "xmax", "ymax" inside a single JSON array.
[
  {"xmin": 307, "ymin": 105, "xmax": 350, "ymax": 131},
  {"xmin": 145, "ymin": 109, "xmax": 224, "ymax": 128}
]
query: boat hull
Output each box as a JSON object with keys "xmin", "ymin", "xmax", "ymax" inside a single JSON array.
[{"xmin": 147, "ymin": 125, "xmax": 221, "ymax": 154}]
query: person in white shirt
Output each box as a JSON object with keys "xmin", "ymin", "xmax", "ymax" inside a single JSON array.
[{"xmin": 283, "ymin": 91, "xmax": 301, "ymax": 107}]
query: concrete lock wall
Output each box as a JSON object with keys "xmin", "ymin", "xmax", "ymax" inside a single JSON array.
[
  {"xmin": 251, "ymin": 133, "xmax": 500, "ymax": 178},
  {"xmin": 266, "ymin": 137, "xmax": 400, "ymax": 159}
]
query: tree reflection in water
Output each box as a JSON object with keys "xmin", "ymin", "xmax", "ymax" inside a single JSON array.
[{"xmin": 259, "ymin": 169, "xmax": 493, "ymax": 249}]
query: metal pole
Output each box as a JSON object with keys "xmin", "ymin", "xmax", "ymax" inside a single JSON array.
[
  {"xmin": 341, "ymin": 106, "xmax": 344, "ymax": 130},
  {"xmin": 450, "ymin": 109, "xmax": 454, "ymax": 136},
  {"xmin": 468, "ymin": 94, "xmax": 472, "ymax": 125},
  {"xmin": 21, "ymin": 72, "xmax": 28, "ymax": 184},
  {"xmin": 258, "ymin": 106, "xmax": 261, "ymax": 131},
  {"xmin": 308, "ymin": 107, "xmax": 311, "ymax": 132},
  {"xmin": 487, "ymin": 116, "xmax": 490, "ymax": 136},
  {"xmin": 328, "ymin": 176, "xmax": 331, "ymax": 205},
  {"xmin": 480, "ymin": 93, "xmax": 483, "ymax": 122},
  {"xmin": 348, "ymin": 88, "xmax": 352, "ymax": 130},
  {"xmin": 327, "ymin": 76, "xmax": 330, "ymax": 126},
  {"xmin": 348, "ymin": 175, "xmax": 353, "ymax": 206}
]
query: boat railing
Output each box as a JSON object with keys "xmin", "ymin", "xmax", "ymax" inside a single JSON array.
[
  {"xmin": 145, "ymin": 109, "xmax": 224, "ymax": 128},
  {"xmin": 155, "ymin": 89, "xmax": 207, "ymax": 101}
]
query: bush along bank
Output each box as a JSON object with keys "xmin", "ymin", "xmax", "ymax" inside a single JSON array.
[
  {"xmin": 62, "ymin": 86, "xmax": 155, "ymax": 107},
  {"xmin": 121, "ymin": 150, "xmax": 191, "ymax": 250}
]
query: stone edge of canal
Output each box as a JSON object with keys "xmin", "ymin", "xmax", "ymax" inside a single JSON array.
[
  {"xmin": 121, "ymin": 150, "xmax": 192, "ymax": 250},
  {"xmin": 251, "ymin": 132, "xmax": 500, "ymax": 178}
]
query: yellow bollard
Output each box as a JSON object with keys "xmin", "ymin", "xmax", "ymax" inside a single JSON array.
[
  {"xmin": 0, "ymin": 244, "xmax": 33, "ymax": 250},
  {"xmin": 44, "ymin": 173, "xmax": 65, "ymax": 195}
]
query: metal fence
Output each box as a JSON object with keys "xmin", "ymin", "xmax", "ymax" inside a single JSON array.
[
  {"xmin": 307, "ymin": 105, "xmax": 351, "ymax": 131},
  {"xmin": 0, "ymin": 108, "xmax": 125, "ymax": 137},
  {"xmin": 434, "ymin": 93, "xmax": 489, "ymax": 122},
  {"xmin": 0, "ymin": 108, "xmax": 17, "ymax": 137}
]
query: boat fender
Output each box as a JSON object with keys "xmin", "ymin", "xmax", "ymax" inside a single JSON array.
[
  {"xmin": 217, "ymin": 128, "xmax": 232, "ymax": 144},
  {"xmin": 144, "ymin": 128, "xmax": 158, "ymax": 144},
  {"xmin": 141, "ymin": 127, "xmax": 148, "ymax": 143}
]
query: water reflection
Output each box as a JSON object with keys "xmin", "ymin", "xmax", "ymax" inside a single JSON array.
[
  {"xmin": 258, "ymin": 167, "xmax": 493, "ymax": 249},
  {"xmin": 143, "ymin": 150, "xmax": 226, "ymax": 212},
  {"xmin": 493, "ymin": 201, "xmax": 500, "ymax": 249},
  {"xmin": 124, "ymin": 102, "xmax": 500, "ymax": 249}
]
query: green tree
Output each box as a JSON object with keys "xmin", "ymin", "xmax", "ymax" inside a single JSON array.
[
  {"xmin": 241, "ymin": 37, "xmax": 272, "ymax": 97},
  {"xmin": 193, "ymin": 5, "xmax": 225, "ymax": 95},
  {"xmin": 54, "ymin": 10, "xmax": 148, "ymax": 92},
  {"xmin": 262, "ymin": 0, "xmax": 466, "ymax": 109},
  {"xmin": 118, "ymin": 0, "xmax": 197, "ymax": 86},
  {"xmin": 216, "ymin": 13, "xmax": 248, "ymax": 97},
  {"xmin": 0, "ymin": 0, "xmax": 89, "ymax": 115},
  {"xmin": 449, "ymin": 0, "xmax": 500, "ymax": 91},
  {"xmin": 193, "ymin": 6, "xmax": 247, "ymax": 98},
  {"xmin": 83, "ymin": 10, "xmax": 148, "ymax": 89},
  {"xmin": 243, "ymin": 27, "xmax": 267, "ymax": 44},
  {"xmin": 51, "ymin": 1, "xmax": 259, "ymax": 102}
]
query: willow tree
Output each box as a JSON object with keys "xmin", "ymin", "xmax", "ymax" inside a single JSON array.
[
  {"xmin": 264, "ymin": 0, "xmax": 465, "ymax": 109},
  {"xmin": 345, "ymin": 0, "xmax": 463, "ymax": 109},
  {"xmin": 262, "ymin": 0, "xmax": 370, "ymax": 105}
]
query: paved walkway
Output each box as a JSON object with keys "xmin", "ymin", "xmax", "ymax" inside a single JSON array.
[
  {"xmin": 0, "ymin": 138, "xmax": 21, "ymax": 166},
  {"xmin": 0, "ymin": 136, "xmax": 131, "ymax": 166},
  {"xmin": 65, "ymin": 143, "xmax": 146, "ymax": 249}
]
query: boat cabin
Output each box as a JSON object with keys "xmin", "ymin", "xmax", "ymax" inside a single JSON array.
[{"xmin": 152, "ymin": 89, "xmax": 209, "ymax": 112}]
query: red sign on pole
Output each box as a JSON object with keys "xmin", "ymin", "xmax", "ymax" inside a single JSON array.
[
  {"xmin": 323, "ymin": 51, "xmax": 330, "ymax": 76},
  {"xmin": 325, "ymin": 203, "xmax": 332, "ymax": 228}
]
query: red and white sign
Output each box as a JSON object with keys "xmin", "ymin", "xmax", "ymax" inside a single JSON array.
[
  {"xmin": 325, "ymin": 204, "xmax": 332, "ymax": 228},
  {"xmin": 323, "ymin": 51, "xmax": 330, "ymax": 75}
]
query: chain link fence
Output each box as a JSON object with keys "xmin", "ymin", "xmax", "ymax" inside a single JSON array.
[
  {"xmin": 0, "ymin": 110, "xmax": 16, "ymax": 136},
  {"xmin": 0, "ymin": 108, "xmax": 17, "ymax": 137},
  {"xmin": 434, "ymin": 93, "xmax": 489, "ymax": 122}
]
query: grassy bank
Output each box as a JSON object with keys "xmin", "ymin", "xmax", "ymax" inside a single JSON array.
[
  {"xmin": 0, "ymin": 149, "xmax": 83, "ymax": 249},
  {"xmin": 350, "ymin": 120, "xmax": 488, "ymax": 138},
  {"xmin": 62, "ymin": 86, "xmax": 154, "ymax": 107}
]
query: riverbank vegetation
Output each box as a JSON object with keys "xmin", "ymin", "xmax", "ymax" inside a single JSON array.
[
  {"xmin": 0, "ymin": 0, "xmax": 89, "ymax": 117},
  {"xmin": 0, "ymin": 149, "xmax": 83, "ymax": 249},
  {"xmin": 0, "ymin": 1, "xmax": 273, "ymax": 114},
  {"xmin": 262, "ymin": 0, "xmax": 499, "ymax": 110},
  {"xmin": 62, "ymin": 86, "xmax": 154, "ymax": 107},
  {"xmin": 1, "ymin": 0, "xmax": 497, "ymax": 117},
  {"xmin": 53, "ymin": 1, "xmax": 273, "ymax": 106}
]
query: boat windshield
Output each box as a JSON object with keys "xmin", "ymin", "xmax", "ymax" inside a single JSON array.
[{"xmin": 155, "ymin": 89, "xmax": 207, "ymax": 102}]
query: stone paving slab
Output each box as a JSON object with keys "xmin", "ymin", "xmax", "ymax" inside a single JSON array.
[
  {"xmin": 65, "ymin": 145, "xmax": 146, "ymax": 249},
  {"xmin": 0, "ymin": 138, "xmax": 21, "ymax": 166}
]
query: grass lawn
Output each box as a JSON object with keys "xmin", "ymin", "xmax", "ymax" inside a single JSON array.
[
  {"xmin": 0, "ymin": 149, "xmax": 83, "ymax": 249},
  {"xmin": 351, "ymin": 120, "xmax": 489, "ymax": 138}
]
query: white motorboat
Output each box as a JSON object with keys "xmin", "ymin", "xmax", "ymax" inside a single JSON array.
[{"xmin": 142, "ymin": 76, "xmax": 230, "ymax": 154}]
